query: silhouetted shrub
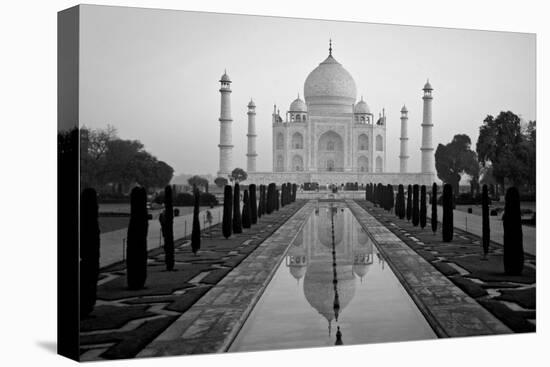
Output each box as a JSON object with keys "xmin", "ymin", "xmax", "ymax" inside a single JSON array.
[
  {"xmin": 259, "ymin": 185, "xmax": 265, "ymax": 216},
  {"xmin": 191, "ymin": 188, "xmax": 201, "ymax": 254},
  {"xmin": 266, "ymin": 183, "xmax": 274, "ymax": 214},
  {"xmin": 442, "ymin": 184, "xmax": 454, "ymax": 242},
  {"xmin": 275, "ymin": 189, "xmax": 280, "ymax": 211},
  {"xmin": 222, "ymin": 185, "xmax": 232, "ymax": 239},
  {"xmin": 242, "ymin": 189, "xmax": 251, "ymax": 229},
  {"xmin": 406, "ymin": 185, "xmax": 412, "ymax": 221},
  {"xmin": 503, "ymin": 187, "xmax": 524, "ymax": 275},
  {"xmin": 281, "ymin": 183, "xmax": 286, "ymax": 207},
  {"xmin": 412, "ymin": 184, "xmax": 420, "ymax": 226},
  {"xmin": 387, "ymin": 184, "xmax": 394, "ymax": 212},
  {"xmin": 80, "ymin": 188, "xmax": 100, "ymax": 317},
  {"xmin": 292, "ymin": 183, "xmax": 297, "ymax": 202},
  {"xmin": 431, "ymin": 183, "xmax": 438, "ymax": 233},
  {"xmin": 396, "ymin": 184, "xmax": 405, "ymax": 219},
  {"xmin": 249, "ymin": 184, "xmax": 258, "ymax": 224},
  {"xmin": 420, "ymin": 185, "xmax": 427, "ymax": 229},
  {"xmin": 482, "ymin": 184, "xmax": 490, "ymax": 256},
  {"xmin": 162, "ymin": 185, "xmax": 174, "ymax": 271},
  {"xmin": 233, "ymin": 183, "xmax": 242, "ymax": 234},
  {"xmin": 127, "ymin": 186, "xmax": 148, "ymax": 289},
  {"xmin": 379, "ymin": 183, "xmax": 384, "ymax": 207}
]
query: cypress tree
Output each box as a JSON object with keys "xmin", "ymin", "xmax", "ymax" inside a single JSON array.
[
  {"xmin": 397, "ymin": 184, "xmax": 405, "ymax": 219},
  {"xmin": 257, "ymin": 185, "xmax": 262, "ymax": 219},
  {"xmin": 126, "ymin": 186, "xmax": 148, "ymax": 290},
  {"xmin": 442, "ymin": 183, "xmax": 454, "ymax": 242},
  {"xmin": 367, "ymin": 182, "xmax": 373, "ymax": 203},
  {"xmin": 262, "ymin": 184, "xmax": 266, "ymax": 215},
  {"xmin": 394, "ymin": 185, "xmax": 400, "ymax": 217},
  {"xmin": 503, "ymin": 187, "xmax": 524, "ymax": 275},
  {"xmin": 260, "ymin": 185, "xmax": 265, "ymax": 216},
  {"xmin": 431, "ymin": 183, "xmax": 438, "ymax": 233},
  {"xmin": 249, "ymin": 184, "xmax": 258, "ymax": 224},
  {"xmin": 420, "ymin": 185, "xmax": 427, "ymax": 229},
  {"xmin": 191, "ymin": 188, "xmax": 201, "ymax": 254},
  {"xmin": 482, "ymin": 184, "xmax": 490, "ymax": 257},
  {"xmin": 163, "ymin": 185, "xmax": 174, "ymax": 271},
  {"xmin": 365, "ymin": 184, "xmax": 369, "ymax": 201},
  {"xmin": 80, "ymin": 188, "xmax": 100, "ymax": 317},
  {"xmin": 266, "ymin": 183, "xmax": 273, "ymax": 214},
  {"xmin": 222, "ymin": 185, "xmax": 232, "ymax": 239},
  {"xmin": 281, "ymin": 183, "xmax": 286, "ymax": 207},
  {"xmin": 275, "ymin": 189, "xmax": 280, "ymax": 211},
  {"xmin": 233, "ymin": 183, "xmax": 242, "ymax": 234},
  {"xmin": 387, "ymin": 184, "xmax": 394, "ymax": 212},
  {"xmin": 412, "ymin": 184, "xmax": 420, "ymax": 226},
  {"xmin": 242, "ymin": 189, "xmax": 251, "ymax": 229},
  {"xmin": 406, "ymin": 184, "xmax": 412, "ymax": 221},
  {"xmin": 292, "ymin": 183, "xmax": 297, "ymax": 202},
  {"xmin": 381, "ymin": 185, "xmax": 387, "ymax": 209}
]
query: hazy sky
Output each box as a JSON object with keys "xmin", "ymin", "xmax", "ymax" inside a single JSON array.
[{"xmin": 80, "ymin": 5, "xmax": 535, "ymax": 176}]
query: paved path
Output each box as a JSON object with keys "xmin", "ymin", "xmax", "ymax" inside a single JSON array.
[
  {"xmin": 347, "ymin": 200, "xmax": 512, "ymax": 337},
  {"xmin": 99, "ymin": 206, "xmax": 224, "ymax": 268},
  {"xmin": 356, "ymin": 200, "xmax": 535, "ymax": 334},
  {"xmin": 138, "ymin": 201, "xmax": 316, "ymax": 357},
  {"xmin": 431, "ymin": 205, "xmax": 536, "ymax": 256}
]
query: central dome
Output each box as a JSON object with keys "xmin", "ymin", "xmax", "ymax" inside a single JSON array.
[{"xmin": 304, "ymin": 54, "xmax": 357, "ymax": 114}]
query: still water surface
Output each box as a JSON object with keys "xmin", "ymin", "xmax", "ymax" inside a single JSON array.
[{"xmin": 229, "ymin": 202, "xmax": 436, "ymax": 352}]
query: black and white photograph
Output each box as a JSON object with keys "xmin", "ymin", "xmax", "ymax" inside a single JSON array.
[
  {"xmin": 2, "ymin": 1, "xmax": 547, "ymax": 366},
  {"xmin": 57, "ymin": 3, "xmax": 538, "ymax": 361}
]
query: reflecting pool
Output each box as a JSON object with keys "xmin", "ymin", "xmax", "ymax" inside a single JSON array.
[{"xmin": 229, "ymin": 202, "xmax": 436, "ymax": 352}]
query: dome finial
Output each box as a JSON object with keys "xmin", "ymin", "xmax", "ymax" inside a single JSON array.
[{"xmin": 329, "ymin": 38, "xmax": 332, "ymax": 56}]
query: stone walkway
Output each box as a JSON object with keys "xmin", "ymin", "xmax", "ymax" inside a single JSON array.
[
  {"xmin": 138, "ymin": 201, "xmax": 316, "ymax": 357},
  {"xmin": 347, "ymin": 200, "xmax": 512, "ymax": 337},
  {"xmin": 79, "ymin": 200, "xmax": 306, "ymax": 361},
  {"xmin": 354, "ymin": 200, "xmax": 535, "ymax": 334},
  {"xmin": 99, "ymin": 206, "xmax": 224, "ymax": 267}
]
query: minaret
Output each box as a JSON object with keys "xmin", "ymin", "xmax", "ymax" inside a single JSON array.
[
  {"xmin": 399, "ymin": 105, "xmax": 409, "ymax": 173},
  {"xmin": 217, "ymin": 70, "xmax": 233, "ymax": 177},
  {"xmin": 246, "ymin": 99, "xmax": 257, "ymax": 172},
  {"xmin": 421, "ymin": 80, "xmax": 435, "ymax": 174}
]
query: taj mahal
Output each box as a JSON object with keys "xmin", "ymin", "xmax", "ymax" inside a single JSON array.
[{"xmin": 217, "ymin": 41, "xmax": 436, "ymax": 186}]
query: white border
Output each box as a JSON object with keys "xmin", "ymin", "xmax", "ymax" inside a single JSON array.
[{"xmin": 0, "ymin": 1, "xmax": 546, "ymax": 366}]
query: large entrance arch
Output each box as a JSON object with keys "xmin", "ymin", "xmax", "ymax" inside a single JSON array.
[{"xmin": 317, "ymin": 131, "xmax": 344, "ymax": 172}]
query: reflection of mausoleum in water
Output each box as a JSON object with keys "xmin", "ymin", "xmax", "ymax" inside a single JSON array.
[{"xmin": 286, "ymin": 205, "xmax": 374, "ymax": 335}]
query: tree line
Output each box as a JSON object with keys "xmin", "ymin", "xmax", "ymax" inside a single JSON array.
[
  {"xmin": 80, "ymin": 126, "xmax": 174, "ymax": 194},
  {"xmin": 435, "ymin": 111, "xmax": 535, "ymax": 196},
  {"xmin": 365, "ymin": 181, "xmax": 524, "ymax": 277}
]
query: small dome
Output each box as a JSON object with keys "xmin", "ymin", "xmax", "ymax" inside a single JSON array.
[
  {"xmin": 220, "ymin": 70, "xmax": 231, "ymax": 83},
  {"xmin": 423, "ymin": 80, "xmax": 433, "ymax": 90},
  {"xmin": 401, "ymin": 105, "xmax": 408, "ymax": 113},
  {"xmin": 289, "ymin": 95, "xmax": 307, "ymax": 112},
  {"xmin": 353, "ymin": 263, "xmax": 371, "ymax": 279},
  {"xmin": 354, "ymin": 97, "xmax": 370, "ymax": 114},
  {"xmin": 248, "ymin": 99, "xmax": 256, "ymax": 108},
  {"xmin": 289, "ymin": 264, "xmax": 307, "ymax": 280}
]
